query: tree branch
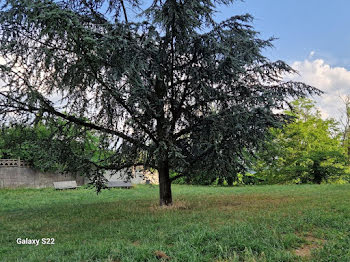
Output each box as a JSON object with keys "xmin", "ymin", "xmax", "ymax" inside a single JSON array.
[
  {"xmin": 120, "ymin": 0, "xmax": 128, "ymax": 23},
  {"xmin": 0, "ymin": 90, "xmax": 148, "ymax": 150}
]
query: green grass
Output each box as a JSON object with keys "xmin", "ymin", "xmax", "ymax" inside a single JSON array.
[{"xmin": 1, "ymin": 184, "xmax": 350, "ymax": 262}]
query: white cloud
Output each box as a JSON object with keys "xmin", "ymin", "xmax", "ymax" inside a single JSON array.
[{"xmin": 285, "ymin": 59, "xmax": 350, "ymax": 121}]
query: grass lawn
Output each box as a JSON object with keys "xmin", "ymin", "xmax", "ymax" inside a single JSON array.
[{"xmin": 1, "ymin": 184, "xmax": 350, "ymax": 261}]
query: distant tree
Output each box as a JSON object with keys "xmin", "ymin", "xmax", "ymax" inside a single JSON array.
[
  {"xmin": 0, "ymin": 0, "xmax": 320, "ymax": 205},
  {"xmin": 255, "ymin": 99, "xmax": 348, "ymax": 184}
]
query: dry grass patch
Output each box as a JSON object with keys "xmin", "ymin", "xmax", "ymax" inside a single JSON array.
[
  {"xmin": 154, "ymin": 250, "xmax": 171, "ymax": 260},
  {"xmin": 149, "ymin": 193, "xmax": 305, "ymax": 213},
  {"xmin": 149, "ymin": 200, "xmax": 191, "ymax": 211},
  {"xmin": 203, "ymin": 194, "xmax": 304, "ymax": 212},
  {"xmin": 132, "ymin": 241, "xmax": 140, "ymax": 246},
  {"xmin": 294, "ymin": 233, "xmax": 326, "ymax": 258}
]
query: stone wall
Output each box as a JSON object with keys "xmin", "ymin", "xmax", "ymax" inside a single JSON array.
[{"xmin": 0, "ymin": 166, "xmax": 85, "ymax": 188}]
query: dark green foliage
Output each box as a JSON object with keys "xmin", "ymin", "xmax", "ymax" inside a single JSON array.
[
  {"xmin": 0, "ymin": 0, "xmax": 320, "ymax": 204},
  {"xmin": 255, "ymin": 99, "xmax": 349, "ymax": 184}
]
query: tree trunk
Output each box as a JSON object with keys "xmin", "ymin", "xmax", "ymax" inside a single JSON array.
[
  {"xmin": 218, "ymin": 177, "xmax": 224, "ymax": 186},
  {"xmin": 313, "ymin": 171, "xmax": 323, "ymax": 184},
  {"xmin": 158, "ymin": 160, "xmax": 172, "ymax": 206},
  {"xmin": 312, "ymin": 162, "xmax": 323, "ymax": 184},
  {"xmin": 227, "ymin": 177, "xmax": 234, "ymax": 186}
]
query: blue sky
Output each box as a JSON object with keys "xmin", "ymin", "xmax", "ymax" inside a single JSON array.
[
  {"xmin": 214, "ymin": 0, "xmax": 350, "ymax": 70},
  {"xmin": 205, "ymin": 0, "xmax": 350, "ymax": 120}
]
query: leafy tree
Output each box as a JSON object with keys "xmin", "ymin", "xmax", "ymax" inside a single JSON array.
[
  {"xmin": 0, "ymin": 0, "xmax": 319, "ymax": 205},
  {"xmin": 255, "ymin": 99, "xmax": 348, "ymax": 184}
]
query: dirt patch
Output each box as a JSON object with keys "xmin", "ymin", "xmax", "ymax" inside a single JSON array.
[
  {"xmin": 154, "ymin": 250, "xmax": 171, "ymax": 260},
  {"xmin": 132, "ymin": 241, "xmax": 140, "ymax": 246},
  {"xmin": 294, "ymin": 233, "xmax": 326, "ymax": 257},
  {"xmin": 150, "ymin": 200, "xmax": 191, "ymax": 211}
]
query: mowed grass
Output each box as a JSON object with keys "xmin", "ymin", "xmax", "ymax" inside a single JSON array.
[{"xmin": 1, "ymin": 184, "xmax": 350, "ymax": 262}]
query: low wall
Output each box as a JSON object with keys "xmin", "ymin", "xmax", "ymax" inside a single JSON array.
[
  {"xmin": 0, "ymin": 159, "xmax": 158, "ymax": 188},
  {"xmin": 0, "ymin": 166, "xmax": 85, "ymax": 188}
]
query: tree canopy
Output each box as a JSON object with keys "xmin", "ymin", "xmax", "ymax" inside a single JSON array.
[
  {"xmin": 254, "ymin": 99, "xmax": 349, "ymax": 184},
  {"xmin": 0, "ymin": 0, "xmax": 320, "ymax": 205}
]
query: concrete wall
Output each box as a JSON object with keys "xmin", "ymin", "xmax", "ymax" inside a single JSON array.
[
  {"xmin": 0, "ymin": 167, "xmax": 85, "ymax": 188},
  {"xmin": 0, "ymin": 161, "xmax": 158, "ymax": 188}
]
